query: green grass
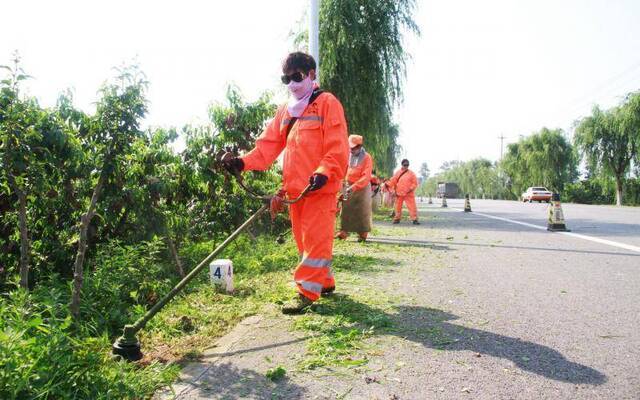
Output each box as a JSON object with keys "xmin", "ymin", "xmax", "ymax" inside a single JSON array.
[
  {"xmin": 372, "ymin": 207, "xmax": 394, "ymax": 222},
  {"xmin": 0, "ymin": 234, "xmax": 300, "ymax": 399},
  {"xmin": 141, "ymin": 236, "xmax": 299, "ymax": 361},
  {"xmin": 0, "ymin": 287, "xmax": 181, "ymax": 399},
  {"xmin": 0, "ymin": 219, "xmax": 433, "ymax": 398}
]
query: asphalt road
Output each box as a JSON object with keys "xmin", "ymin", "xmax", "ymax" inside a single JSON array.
[
  {"xmin": 161, "ymin": 200, "xmax": 640, "ymax": 400},
  {"xmin": 433, "ymin": 198, "xmax": 640, "ymax": 249}
]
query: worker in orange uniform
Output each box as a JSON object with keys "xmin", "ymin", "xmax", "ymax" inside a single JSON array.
[
  {"xmin": 335, "ymin": 135, "xmax": 373, "ymax": 242},
  {"xmin": 223, "ymin": 52, "xmax": 349, "ymax": 314},
  {"xmin": 387, "ymin": 159, "xmax": 420, "ymax": 225},
  {"xmin": 370, "ymin": 171, "xmax": 381, "ymax": 196},
  {"xmin": 370, "ymin": 170, "xmax": 382, "ymax": 212}
]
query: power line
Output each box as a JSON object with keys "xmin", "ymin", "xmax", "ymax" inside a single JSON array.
[{"xmin": 551, "ymin": 58, "xmax": 640, "ymax": 121}]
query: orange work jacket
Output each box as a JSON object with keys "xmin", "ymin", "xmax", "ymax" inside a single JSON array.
[
  {"xmin": 388, "ymin": 168, "xmax": 418, "ymax": 197},
  {"xmin": 241, "ymin": 92, "xmax": 349, "ymax": 195},
  {"xmin": 346, "ymin": 151, "xmax": 373, "ymax": 192}
]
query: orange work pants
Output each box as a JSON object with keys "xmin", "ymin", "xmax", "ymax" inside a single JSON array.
[
  {"xmin": 394, "ymin": 194, "xmax": 417, "ymax": 221},
  {"xmin": 289, "ymin": 193, "xmax": 337, "ymax": 301}
]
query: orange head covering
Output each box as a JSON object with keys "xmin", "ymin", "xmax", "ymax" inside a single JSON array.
[{"xmin": 348, "ymin": 134, "xmax": 363, "ymax": 148}]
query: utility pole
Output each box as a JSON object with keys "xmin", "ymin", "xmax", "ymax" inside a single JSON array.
[
  {"xmin": 496, "ymin": 134, "xmax": 507, "ymax": 187},
  {"xmin": 498, "ymin": 134, "xmax": 506, "ymax": 161},
  {"xmin": 309, "ymin": 0, "xmax": 320, "ymax": 80}
]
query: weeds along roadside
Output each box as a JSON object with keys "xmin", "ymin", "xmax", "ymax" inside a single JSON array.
[
  {"xmin": 0, "ymin": 234, "xmax": 299, "ymax": 399},
  {"xmin": 1, "ymin": 213, "xmax": 423, "ymax": 399},
  {"xmin": 0, "ymin": 62, "xmax": 292, "ymax": 398}
]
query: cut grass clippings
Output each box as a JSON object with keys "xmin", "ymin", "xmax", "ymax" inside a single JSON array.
[
  {"xmin": 291, "ymin": 242, "xmax": 400, "ymax": 371},
  {"xmin": 265, "ymin": 366, "xmax": 287, "ymax": 381},
  {"xmin": 140, "ymin": 223, "xmax": 423, "ymax": 392}
]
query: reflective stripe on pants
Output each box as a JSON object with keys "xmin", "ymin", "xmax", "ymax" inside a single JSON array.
[{"xmin": 290, "ymin": 193, "xmax": 337, "ymax": 301}]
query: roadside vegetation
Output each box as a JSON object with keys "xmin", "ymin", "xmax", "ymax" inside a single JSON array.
[
  {"xmin": 0, "ymin": 55, "xmax": 292, "ymax": 398},
  {"xmin": 0, "ymin": 2, "xmax": 421, "ymax": 396},
  {"xmin": 418, "ymin": 92, "xmax": 640, "ymax": 206}
]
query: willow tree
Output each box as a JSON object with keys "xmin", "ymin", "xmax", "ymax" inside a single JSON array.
[
  {"xmin": 574, "ymin": 92, "xmax": 640, "ymax": 206},
  {"xmin": 319, "ymin": 0, "xmax": 419, "ymax": 175},
  {"xmin": 501, "ymin": 128, "xmax": 577, "ymax": 197}
]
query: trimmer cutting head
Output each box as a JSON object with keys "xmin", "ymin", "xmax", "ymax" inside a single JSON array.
[
  {"xmin": 112, "ymin": 339, "xmax": 142, "ymax": 361},
  {"xmin": 112, "ymin": 325, "xmax": 143, "ymax": 361}
]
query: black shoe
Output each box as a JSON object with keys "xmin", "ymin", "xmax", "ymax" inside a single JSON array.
[
  {"xmin": 412, "ymin": 220, "xmax": 420, "ymax": 225},
  {"xmin": 321, "ymin": 286, "xmax": 335, "ymax": 297},
  {"xmin": 392, "ymin": 220, "xmax": 400, "ymax": 224}
]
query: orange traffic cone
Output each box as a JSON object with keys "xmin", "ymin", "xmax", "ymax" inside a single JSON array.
[
  {"xmin": 547, "ymin": 193, "xmax": 570, "ymax": 231},
  {"xmin": 464, "ymin": 194, "xmax": 472, "ymax": 212},
  {"xmin": 441, "ymin": 196, "xmax": 448, "ymax": 208}
]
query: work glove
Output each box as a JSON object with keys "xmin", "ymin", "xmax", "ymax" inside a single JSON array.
[
  {"xmin": 308, "ymin": 173, "xmax": 328, "ymax": 191},
  {"xmin": 222, "ymin": 156, "xmax": 244, "ymax": 175},
  {"xmin": 270, "ymin": 189, "xmax": 286, "ymax": 221}
]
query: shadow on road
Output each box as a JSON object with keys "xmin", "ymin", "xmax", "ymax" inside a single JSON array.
[
  {"xmin": 202, "ymin": 336, "xmax": 309, "ymax": 358},
  {"xmin": 315, "ymin": 294, "xmax": 607, "ymax": 386},
  {"xmin": 170, "ymin": 361, "xmax": 307, "ymax": 399},
  {"xmin": 395, "ymin": 305, "xmax": 607, "ymax": 385}
]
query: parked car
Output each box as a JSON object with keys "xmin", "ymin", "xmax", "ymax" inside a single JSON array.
[{"xmin": 521, "ymin": 187, "xmax": 552, "ymax": 203}]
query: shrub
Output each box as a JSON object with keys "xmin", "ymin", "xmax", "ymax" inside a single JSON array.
[
  {"xmin": 82, "ymin": 238, "xmax": 178, "ymax": 333},
  {"xmin": 563, "ymin": 180, "xmax": 614, "ymax": 204},
  {"xmin": 0, "ymin": 288, "xmax": 178, "ymax": 399},
  {"xmin": 564, "ymin": 178, "xmax": 640, "ymax": 206}
]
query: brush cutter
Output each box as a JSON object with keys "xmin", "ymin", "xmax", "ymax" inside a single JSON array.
[{"xmin": 112, "ymin": 152, "xmax": 309, "ymax": 361}]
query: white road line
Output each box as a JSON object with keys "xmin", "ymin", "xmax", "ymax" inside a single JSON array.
[
  {"xmin": 472, "ymin": 211, "xmax": 547, "ymax": 231},
  {"xmin": 561, "ymin": 231, "xmax": 640, "ymax": 254},
  {"xmin": 470, "ymin": 211, "xmax": 640, "ymax": 254}
]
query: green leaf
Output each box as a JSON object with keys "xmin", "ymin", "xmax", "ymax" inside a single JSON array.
[{"xmin": 27, "ymin": 317, "xmax": 43, "ymax": 328}]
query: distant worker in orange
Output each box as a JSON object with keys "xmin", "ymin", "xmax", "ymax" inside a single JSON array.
[
  {"xmin": 335, "ymin": 135, "xmax": 373, "ymax": 242},
  {"xmin": 381, "ymin": 177, "xmax": 394, "ymax": 210},
  {"xmin": 223, "ymin": 52, "xmax": 349, "ymax": 314},
  {"xmin": 370, "ymin": 170, "xmax": 382, "ymax": 211},
  {"xmin": 370, "ymin": 170, "xmax": 381, "ymax": 196},
  {"xmin": 387, "ymin": 159, "xmax": 420, "ymax": 225}
]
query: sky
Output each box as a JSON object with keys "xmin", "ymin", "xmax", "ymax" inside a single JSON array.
[{"xmin": 2, "ymin": 0, "xmax": 640, "ymax": 173}]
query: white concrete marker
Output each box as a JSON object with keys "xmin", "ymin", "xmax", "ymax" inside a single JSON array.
[
  {"xmin": 470, "ymin": 211, "xmax": 640, "ymax": 254},
  {"xmin": 209, "ymin": 259, "xmax": 234, "ymax": 293}
]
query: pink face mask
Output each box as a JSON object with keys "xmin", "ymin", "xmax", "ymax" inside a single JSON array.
[
  {"xmin": 287, "ymin": 75, "xmax": 314, "ymax": 100},
  {"xmin": 287, "ymin": 75, "xmax": 315, "ymax": 117}
]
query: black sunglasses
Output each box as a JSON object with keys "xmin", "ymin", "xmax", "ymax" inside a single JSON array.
[
  {"xmin": 281, "ymin": 71, "xmax": 306, "ymax": 84},
  {"xmin": 402, "ymin": 163, "xmax": 409, "ymax": 167}
]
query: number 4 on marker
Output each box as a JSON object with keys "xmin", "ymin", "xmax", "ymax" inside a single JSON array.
[{"xmin": 213, "ymin": 267, "xmax": 222, "ymax": 279}]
